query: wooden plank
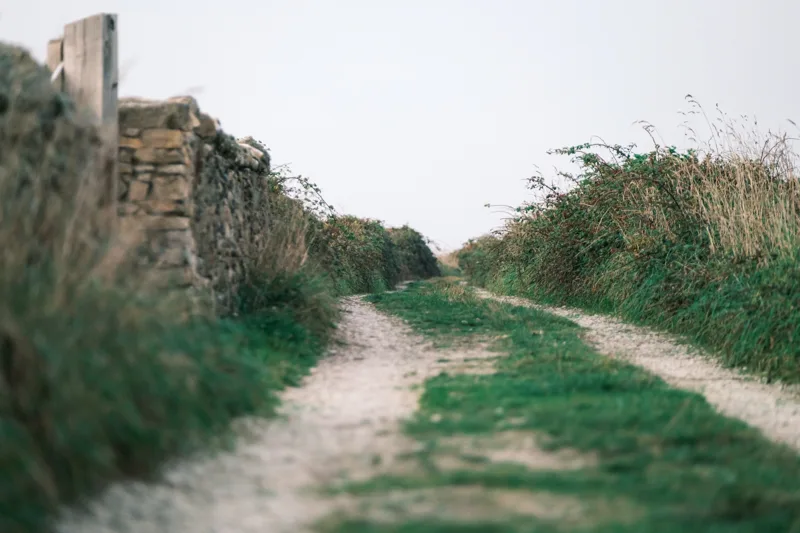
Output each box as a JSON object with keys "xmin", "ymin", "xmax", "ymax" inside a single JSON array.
[
  {"xmin": 62, "ymin": 13, "xmax": 119, "ymax": 206},
  {"xmin": 62, "ymin": 13, "xmax": 118, "ymax": 128},
  {"xmin": 46, "ymin": 38, "xmax": 63, "ymax": 91}
]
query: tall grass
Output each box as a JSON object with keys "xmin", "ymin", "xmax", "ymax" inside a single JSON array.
[
  {"xmin": 309, "ymin": 216, "xmax": 440, "ymax": 295},
  {"xmin": 1, "ymin": 44, "xmax": 288, "ymax": 533},
  {"xmin": 459, "ymin": 99, "xmax": 800, "ymax": 383},
  {"xmin": 436, "ymin": 250, "xmax": 462, "ymax": 277},
  {"xmin": 1, "ymin": 42, "xmax": 441, "ymax": 533},
  {"xmin": 267, "ymin": 167, "xmax": 441, "ymax": 296}
]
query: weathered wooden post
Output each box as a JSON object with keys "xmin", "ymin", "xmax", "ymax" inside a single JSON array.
[
  {"xmin": 47, "ymin": 13, "xmax": 119, "ymax": 205},
  {"xmin": 45, "ymin": 38, "xmax": 63, "ymax": 91}
]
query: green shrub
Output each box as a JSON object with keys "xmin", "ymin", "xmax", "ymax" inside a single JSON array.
[
  {"xmin": 0, "ymin": 44, "xmax": 333, "ymax": 533},
  {"xmin": 434, "ymin": 251, "xmax": 462, "ymax": 277},
  {"xmin": 460, "ymin": 104, "xmax": 800, "ymax": 383},
  {"xmin": 389, "ymin": 225, "xmax": 441, "ymax": 281},
  {"xmin": 0, "ymin": 41, "xmax": 439, "ymax": 533},
  {"xmin": 309, "ymin": 215, "xmax": 399, "ymax": 294}
]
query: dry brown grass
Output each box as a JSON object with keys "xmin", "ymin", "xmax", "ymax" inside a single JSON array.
[
  {"xmin": 254, "ymin": 193, "xmax": 311, "ymax": 280},
  {"xmin": 437, "ymin": 251, "xmax": 460, "ymax": 270},
  {"xmin": 677, "ymin": 149, "xmax": 800, "ymax": 260},
  {"xmin": 638, "ymin": 100, "xmax": 800, "ymax": 261}
]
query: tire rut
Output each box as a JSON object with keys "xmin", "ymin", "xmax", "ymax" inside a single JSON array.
[
  {"xmin": 474, "ymin": 288, "xmax": 800, "ymax": 452},
  {"xmin": 54, "ymin": 296, "xmax": 489, "ymax": 532}
]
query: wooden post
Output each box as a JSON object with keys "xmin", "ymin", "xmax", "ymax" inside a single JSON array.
[
  {"xmin": 46, "ymin": 38, "xmax": 63, "ymax": 91},
  {"xmin": 62, "ymin": 14, "xmax": 118, "ymax": 131},
  {"xmin": 61, "ymin": 13, "xmax": 119, "ymax": 205}
]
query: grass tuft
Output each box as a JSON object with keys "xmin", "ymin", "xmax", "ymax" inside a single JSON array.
[
  {"xmin": 458, "ymin": 99, "xmax": 800, "ymax": 383},
  {"xmin": 337, "ymin": 280, "xmax": 800, "ymax": 532},
  {"xmin": 0, "ymin": 42, "xmax": 439, "ymax": 533}
]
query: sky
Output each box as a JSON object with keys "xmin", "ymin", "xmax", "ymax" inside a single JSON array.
[{"xmin": 3, "ymin": 0, "xmax": 799, "ymax": 252}]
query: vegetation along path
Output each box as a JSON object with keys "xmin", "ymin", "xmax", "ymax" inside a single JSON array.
[
  {"xmin": 472, "ymin": 288, "xmax": 800, "ymax": 452},
  {"xmin": 57, "ymin": 280, "xmax": 800, "ymax": 532}
]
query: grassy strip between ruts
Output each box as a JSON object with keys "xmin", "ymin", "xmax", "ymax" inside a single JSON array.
[{"xmin": 322, "ymin": 279, "xmax": 800, "ymax": 533}]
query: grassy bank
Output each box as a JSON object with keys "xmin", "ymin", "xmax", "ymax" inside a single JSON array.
[
  {"xmin": 0, "ymin": 43, "xmax": 438, "ymax": 533},
  {"xmin": 458, "ymin": 105, "xmax": 800, "ymax": 384},
  {"xmin": 325, "ymin": 280, "xmax": 800, "ymax": 532},
  {"xmin": 307, "ymin": 219, "xmax": 441, "ymax": 296}
]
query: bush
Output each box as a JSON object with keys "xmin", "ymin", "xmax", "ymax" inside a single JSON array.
[
  {"xmin": 0, "ymin": 44, "xmax": 331, "ymax": 533},
  {"xmin": 309, "ymin": 215, "xmax": 399, "ymax": 294},
  {"xmin": 265, "ymin": 167, "xmax": 440, "ymax": 296},
  {"xmin": 435, "ymin": 250, "xmax": 462, "ymax": 277},
  {"xmin": 0, "ymin": 42, "xmax": 440, "ymax": 533},
  {"xmin": 389, "ymin": 225, "xmax": 441, "ymax": 281},
  {"xmin": 460, "ymin": 101, "xmax": 800, "ymax": 383}
]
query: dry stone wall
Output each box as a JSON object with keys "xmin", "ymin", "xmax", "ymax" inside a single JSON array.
[{"xmin": 117, "ymin": 96, "xmax": 271, "ymax": 311}]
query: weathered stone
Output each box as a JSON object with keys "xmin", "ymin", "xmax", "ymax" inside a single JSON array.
[
  {"xmin": 143, "ymin": 199, "xmax": 190, "ymax": 216},
  {"xmin": 238, "ymin": 136, "xmax": 271, "ymax": 171},
  {"xmin": 195, "ymin": 112, "xmax": 219, "ymax": 139},
  {"xmin": 118, "ymin": 162, "xmax": 133, "ymax": 174},
  {"xmin": 146, "ymin": 216, "xmax": 191, "ymax": 231},
  {"xmin": 238, "ymin": 136, "xmax": 268, "ymax": 156},
  {"xmin": 120, "ymin": 136, "xmax": 143, "ymax": 149},
  {"xmin": 118, "ymin": 216, "xmax": 147, "ymax": 235},
  {"xmin": 113, "ymin": 95, "xmax": 279, "ymax": 299},
  {"xmin": 145, "ymin": 228, "xmax": 191, "ymax": 253},
  {"xmin": 152, "ymin": 176, "xmax": 190, "ymax": 200},
  {"xmin": 234, "ymin": 147, "xmax": 262, "ymax": 170},
  {"xmin": 142, "ymin": 129, "xmax": 184, "ymax": 149},
  {"xmin": 167, "ymin": 96, "xmax": 200, "ymax": 113},
  {"xmin": 117, "ymin": 203, "xmax": 141, "ymax": 216},
  {"xmin": 119, "ymin": 96, "xmax": 201, "ymax": 131},
  {"xmin": 176, "ymin": 147, "xmax": 194, "ymax": 167},
  {"xmin": 128, "ymin": 180, "xmax": 150, "ymax": 201},
  {"xmin": 158, "ymin": 164, "xmax": 188, "ymax": 175},
  {"xmin": 134, "ymin": 147, "xmax": 184, "ymax": 165}
]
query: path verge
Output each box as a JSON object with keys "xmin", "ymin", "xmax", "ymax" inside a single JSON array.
[
  {"xmin": 55, "ymin": 295, "xmax": 495, "ymax": 533},
  {"xmin": 328, "ymin": 279, "xmax": 800, "ymax": 533},
  {"xmin": 473, "ymin": 287, "xmax": 800, "ymax": 452}
]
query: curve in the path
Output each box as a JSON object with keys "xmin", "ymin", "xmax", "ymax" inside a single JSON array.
[
  {"xmin": 55, "ymin": 297, "xmax": 446, "ymax": 533},
  {"xmin": 474, "ymin": 288, "xmax": 800, "ymax": 452}
]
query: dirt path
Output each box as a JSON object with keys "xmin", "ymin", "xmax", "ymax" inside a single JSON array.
[
  {"xmin": 55, "ymin": 296, "xmax": 494, "ymax": 533},
  {"xmin": 474, "ymin": 288, "xmax": 800, "ymax": 452},
  {"xmin": 54, "ymin": 287, "xmax": 800, "ymax": 532}
]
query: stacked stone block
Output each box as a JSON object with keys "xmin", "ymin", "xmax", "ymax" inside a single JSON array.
[
  {"xmin": 116, "ymin": 95, "xmax": 271, "ymax": 305},
  {"xmin": 193, "ymin": 132, "xmax": 271, "ymax": 312}
]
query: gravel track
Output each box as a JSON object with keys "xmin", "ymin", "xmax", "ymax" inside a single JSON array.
[
  {"xmin": 55, "ymin": 296, "xmax": 492, "ymax": 533},
  {"xmin": 474, "ymin": 288, "xmax": 800, "ymax": 452},
  {"xmin": 54, "ymin": 287, "xmax": 800, "ymax": 533}
]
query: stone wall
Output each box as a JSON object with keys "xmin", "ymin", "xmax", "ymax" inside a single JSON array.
[{"xmin": 117, "ymin": 96, "xmax": 271, "ymax": 310}]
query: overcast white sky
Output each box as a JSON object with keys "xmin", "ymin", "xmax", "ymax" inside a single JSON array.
[{"xmin": 3, "ymin": 1, "xmax": 799, "ymax": 251}]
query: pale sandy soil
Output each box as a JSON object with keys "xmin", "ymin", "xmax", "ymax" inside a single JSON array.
[
  {"xmin": 474, "ymin": 288, "xmax": 800, "ymax": 452},
  {"xmin": 55, "ymin": 284, "xmax": 799, "ymax": 533},
  {"xmin": 56, "ymin": 296, "xmax": 553, "ymax": 533}
]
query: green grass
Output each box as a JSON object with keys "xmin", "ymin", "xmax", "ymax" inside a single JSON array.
[
  {"xmin": 322, "ymin": 280, "xmax": 800, "ymax": 533},
  {"xmin": 457, "ymin": 130, "xmax": 800, "ymax": 385},
  {"xmin": 437, "ymin": 262, "xmax": 462, "ymax": 277},
  {"xmin": 0, "ymin": 270, "xmax": 332, "ymax": 533},
  {"xmin": 0, "ymin": 40, "xmax": 442, "ymax": 533}
]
